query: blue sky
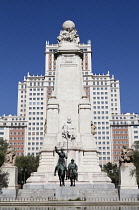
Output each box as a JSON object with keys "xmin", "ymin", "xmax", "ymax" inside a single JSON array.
[{"xmin": 0, "ymin": 0, "xmax": 139, "ymax": 116}]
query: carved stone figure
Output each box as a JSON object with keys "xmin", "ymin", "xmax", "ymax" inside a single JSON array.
[
  {"xmin": 54, "ymin": 146, "xmax": 67, "ymax": 176},
  {"xmin": 62, "ymin": 117, "xmax": 75, "ymax": 141},
  {"xmin": 57, "ymin": 20, "xmax": 80, "ymax": 44},
  {"xmin": 91, "ymin": 121, "xmax": 96, "ymax": 135},
  {"xmin": 119, "ymin": 145, "xmax": 134, "ymax": 165},
  {"xmin": 44, "ymin": 119, "xmax": 47, "ymax": 135},
  {"xmin": 3, "ymin": 145, "xmax": 16, "ymax": 166}
]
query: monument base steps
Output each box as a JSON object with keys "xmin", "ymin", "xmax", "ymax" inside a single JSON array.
[{"xmin": 17, "ymin": 184, "xmax": 119, "ymax": 201}]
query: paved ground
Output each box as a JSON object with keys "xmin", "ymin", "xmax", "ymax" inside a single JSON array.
[{"xmin": 0, "ymin": 201, "xmax": 139, "ymax": 206}]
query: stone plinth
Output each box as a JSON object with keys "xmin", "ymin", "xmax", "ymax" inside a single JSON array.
[
  {"xmin": 119, "ymin": 163, "xmax": 139, "ymax": 201},
  {"xmin": 0, "ymin": 165, "xmax": 18, "ymax": 198},
  {"xmin": 119, "ymin": 163, "xmax": 138, "ymax": 189}
]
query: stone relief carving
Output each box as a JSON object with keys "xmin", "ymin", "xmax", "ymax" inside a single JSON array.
[
  {"xmin": 57, "ymin": 20, "xmax": 80, "ymax": 44},
  {"xmin": 62, "ymin": 117, "xmax": 76, "ymax": 141}
]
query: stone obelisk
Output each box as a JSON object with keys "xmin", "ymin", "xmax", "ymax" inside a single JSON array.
[{"xmin": 25, "ymin": 20, "xmax": 113, "ymax": 188}]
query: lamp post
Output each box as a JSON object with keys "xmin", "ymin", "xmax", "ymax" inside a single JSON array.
[{"xmin": 21, "ymin": 168, "xmax": 28, "ymax": 184}]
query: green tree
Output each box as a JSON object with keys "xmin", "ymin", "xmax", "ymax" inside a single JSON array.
[
  {"xmin": 0, "ymin": 169, "xmax": 8, "ymax": 190},
  {"xmin": 103, "ymin": 162, "xmax": 119, "ymax": 186},
  {"xmin": 0, "ymin": 139, "xmax": 8, "ymax": 167},
  {"xmin": 15, "ymin": 155, "xmax": 39, "ymax": 184}
]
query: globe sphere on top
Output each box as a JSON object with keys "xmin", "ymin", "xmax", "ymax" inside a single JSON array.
[{"xmin": 62, "ymin": 20, "xmax": 75, "ymax": 32}]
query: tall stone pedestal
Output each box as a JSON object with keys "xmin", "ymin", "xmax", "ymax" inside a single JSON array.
[
  {"xmin": 119, "ymin": 163, "xmax": 139, "ymax": 200},
  {"xmin": 0, "ymin": 166, "xmax": 18, "ymax": 198},
  {"xmin": 25, "ymin": 20, "xmax": 114, "ymax": 193}
]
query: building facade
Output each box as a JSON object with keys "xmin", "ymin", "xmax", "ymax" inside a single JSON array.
[
  {"xmin": 110, "ymin": 113, "xmax": 139, "ymax": 164},
  {"xmin": 1, "ymin": 29, "xmax": 138, "ymax": 166},
  {"xmin": 0, "ymin": 115, "xmax": 27, "ymax": 156}
]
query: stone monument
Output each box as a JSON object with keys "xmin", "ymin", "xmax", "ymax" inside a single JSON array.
[
  {"xmin": 0, "ymin": 145, "xmax": 18, "ymax": 198},
  {"xmin": 24, "ymin": 20, "xmax": 114, "ymax": 190},
  {"xmin": 119, "ymin": 146, "xmax": 139, "ymax": 200}
]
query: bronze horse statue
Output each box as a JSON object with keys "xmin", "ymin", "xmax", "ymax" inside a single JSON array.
[{"xmin": 54, "ymin": 163, "xmax": 67, "ymax": 186}]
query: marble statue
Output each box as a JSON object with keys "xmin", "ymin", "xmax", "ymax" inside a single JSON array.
[
  {"xmin": 57, "ymin": 20, "xmax": 80, "ymax": 44},
  {"xmin": 91, "ymin": 121, "xmax": 96, "ymax": 135},
  {"xmin": 62, "ymin": 117, "xmax": 75, "ymax": 141},
  {"xmin": 119, "ymin": 145, "xmax": 134, "ymax": 165},
  {"xmin": 3, "ymin": 145, "xmax": 16, "ymax": 166}
]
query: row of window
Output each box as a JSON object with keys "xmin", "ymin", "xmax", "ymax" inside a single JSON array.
[
  {"xmin": 28, "ymin": 137, "xmax": 43, "ymax": 141},
  {"xmin": 114, "ymin": 156, "xmax": 120, "ymax": 160},
  {"xmin": 29, "ymin": 93, "xmax": 44, "ymax": 96},
  {"xmin": 93, "ymin": 77, "xmax": 108, "ymax": 80},
  {"xmin": 96, "ymin": 137, "xmax": 109, "ymax": 139},
  {"xmin": 29, "ymin": 88, "xmax": 44, "ymax": 91},
  {"xmin": 113, "ymin": 131, "xmax": 128, "ymax": 134},
  {"xmin": 10, "ymin": 137, "xmax": 24, "ymax": 140},
  {"xmin": 113, "ymin": 136, "xmax": 129, "ymax": 139},
  {"xmin": 30, "ymin": 83, "xmax": 44, "ymax": 86},
  {"xmin": 93, "ymin": 106, "xmax": 109, "ymax": 109},
  {"xmin": 93, "ymin": 82, "xmax": 107, "ymax": 85},
  {"xmin": 29, "ymin": 112, "xmax": 44, "ymax": 115},
  {"xmin": 96, "ymin": 131, "xmax": 109, "ymax": 134},
  {"xmin": 113, "ymin": 140, "xmax": 128, "ymax": 144},
  {"xmin": 96, "ymin": 127, "xmax": 109, "ymax": 130},
  {"xmin": 99, "ymin": 152, "xmax": 110, "ymax": 155},
  {"xmin": 93, "ymin": 97, "xmax": 108, "ymax": 100},
  {"xmin": 93, "ymin": 87, "xmax": 107, "ymax": 90},
  {"xmin": 28, "ymin": 122, "xmax": 43, "ymax": 125},
  {"xmin": 93, "ymin": 116, "xmax": 109, "ymax": 120},
  {"xmin": 13, "ymin": 147, "xmax": 24, "ymax": 150},
  {"xmin": 28, "ymin": 142, "xmax": 42, "ymax": 145},
  {"xmin": 28, "ymin": 147, "xmax": 41, "ymax": 150},
  {"xmin": 99, "ymin": 157, "xmax": 110, "ymax": 160},
  {"xmin": 10, "ymin": 132, "xmax": 24, "ymax": 135},
  {"xmin": 3, "ymin": 123, "xmax": 25, "ymax": 126},
  {"xmin": 29, "ymin": 107, "xmax": 43, "ymax": 110},
  {"xmin": 29, "ymin": 102, "xmax": 44, "ymax": 105},
  {"xmin": 29, "ymin": 98, "xmax": 44, "ymax": 100},
  {"xmin": 93, "ymin": 111, "xmax": 109, "ymax": 115},
  {"xmin": 93, "ymin": 101, "xmax": 108, "ymax": 104},
  {"xmin": 112, "ymin": 126, "xmax": 128, "ymax": 129},
  {"xmin": 114, "ymin": 146, "xmax": 127, "ymax": 149},
  {"xmin": 96, "ymin": 141, "xmax": 110, "ymax": 144},
  {"xmin": 98, "ymin": 147, "xmax": 110, "ymax": 150},
  {"xmin": 94, "ymin": 122, "xmax": 109, "ymax": 125},
  {"xmin": 114, "ymin": 151, "xmax": 121, "ymax": 155},
  {"xmin": 93, "ymin": 92, "xmax": 108, "ymax": 95},
  {"xmin": 28, "ymin": 132, "xmax": 43, "ymax": 135},
  {"xmin": 112, "ymin": 122, "xmax": 131, "ymax": 125},
  {"xmin": 28, "ymin": 127, "xmax": 43, "ymax": 130},
  {"xmin": 28, "ymin": 117, "xmax": 43, "ymax": 120},
  {"xmin": 10, "ymin": 142, "xmax": 24, "ymax": 145}
]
